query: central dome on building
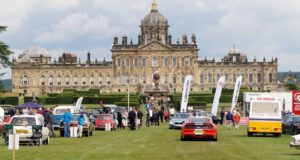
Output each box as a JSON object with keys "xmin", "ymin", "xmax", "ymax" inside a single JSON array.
[
  {"xmin": 141, "ymin": 2, "xmax": 168, "ymax": 26},
  {"xmin": 139, "ymin": 1, "xmax": 169, "ymax": 44}
]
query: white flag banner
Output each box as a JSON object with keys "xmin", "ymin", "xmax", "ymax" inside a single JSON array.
[
  {"xmin": 231, "ymin": 76, "xmax": 243, "ymax": 111},
  {"xmin": 75, "ymin": 97, "xmax": 83, "ymax": 111},
  {"xmin": 180, "ymin": 75, "xmax": 193, "ymax": 112},
  {"xmin": 211, "ymin": 76, "xmax": 226, "ymax": 116}
]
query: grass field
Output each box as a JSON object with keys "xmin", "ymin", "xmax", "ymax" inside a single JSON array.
[{"xmin": 0, "ymin": 123, "xmax": 299, "ymax": 160}]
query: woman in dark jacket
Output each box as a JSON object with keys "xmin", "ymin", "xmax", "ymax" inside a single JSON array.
[{"xmin": 117, "ymin": 112, "xmax": 123, "ymax": 129}]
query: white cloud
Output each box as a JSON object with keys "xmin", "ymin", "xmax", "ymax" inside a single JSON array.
[
  {"xmin": 0, "ymin": 0, "xmax": 80, "ymax": 34},
  {"xmin": 33, "ymin": 12, "xmax": 121, "ymax": 43},
  {"xmin": 0, "ymin": 0, "xmax": 33, "ymax": 33},
  {"xmin": 37, "ymin": 0, "xmax": 80, "ymax": 10}
]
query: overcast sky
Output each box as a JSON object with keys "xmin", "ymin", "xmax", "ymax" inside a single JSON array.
[{"xmin": 1, "ymin": 0, "xmax": 300, "ymax": 79}]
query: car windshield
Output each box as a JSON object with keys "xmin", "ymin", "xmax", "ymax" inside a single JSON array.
[
  {"xmin": 113, "ymin": 107, "xmax": 125, "ymax": 113},
  {"xmin": 55, "ymin": 109, "xmax": 69, "ymax": 115},
  {"xmin": 251, "ymin": 102, "xmax": 280, "ymax": 117},
  {"xmin": 98, "ymin": 115, "xmax": 112, "ymax": 120},
  {"xmin": 174, "ymin": 113, "xmax": 190, "ymax": 119},
  {"xmin": 191, "ymin": 118, "xmax": 210, "ymax": 124},
  {"xmin": 72, "ymin": 115, "xmax": 80, "ymax": 121},
  {"xmin": 92, "ymin": 110, "xmax": 101, "ymax": 115},
  {"xmin": 10, "ymin": 117, "xmax": 36, "ymax": 126},
  {"xmin": 292, "ymin": 117, "xmax": 300, "ymax": 122},
  {"xmin": 196, "ymin": 112, "xmax": 208, "ymax": 116}
]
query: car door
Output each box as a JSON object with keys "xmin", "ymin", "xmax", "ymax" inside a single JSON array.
[
  {"xmin": 39, "ymin": 118, "xmax": 49, "ymax": 140},
  {"xmin": 284, "ymin": 117, "xmax": 293, "ymax": 134}
]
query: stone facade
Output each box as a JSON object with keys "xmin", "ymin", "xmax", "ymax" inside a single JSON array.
[{"xmin": 11, "ymin": 2, "xmax": 278, "ymax": 96}]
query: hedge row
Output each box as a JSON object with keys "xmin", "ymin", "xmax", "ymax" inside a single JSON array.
[
  {"xmin": 172, "ymin": 94, "xmax": 243, "ymax": 104},
  {"xmin": 0, "ymin": 97, "xmax": 19, "ymax": 105},
  {"xmin": 113, "ymin": 102, "xmax": 139, "ymax": 108},
  {"xmin": 24, "ymin": 96, "xmax": 140, "ymax": 105},
  {"xmin": 172, "ymin": 100, "xmax": 207, "ymax": 111}
]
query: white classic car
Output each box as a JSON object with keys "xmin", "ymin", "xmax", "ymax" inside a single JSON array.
[
  {"xmin": 4, "ymin": 114, "xmax": 50, "ymax": 146},
  {"xmin": 290, "ymin": 134, "xmax": 300, "ymax": 149}
]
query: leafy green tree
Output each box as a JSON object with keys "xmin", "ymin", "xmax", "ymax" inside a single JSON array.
[
  {"xmin": 0, "ymin": 26, "xmax": 13, "ymax": 77},
  {"xmin": 287, "ymin": 83, "xmax": 298, "ymax": 90},
  {"xmin": 0, "ymin": 26, "xmax": 13, "ymax": 91},
  {"xmin": 0, "ymin": 26, "xmax": 13, "ymax": 71}
]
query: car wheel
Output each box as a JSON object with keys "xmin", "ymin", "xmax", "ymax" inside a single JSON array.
[
  {"xmin": 86, "ymin": 131, "xmax": 90, "ymax": 137},
  {"xmin": 212, "ymin": 135, "xmax": 218, "ymax": 141},
  {"xmin": 274, "ymin": 133, "xmax": 281, "ymax": 137},
  {"xmin": 247, "ymin": 132, "xmax": 253, "ymax": 137},
  {"xmin": 181, "ymin": 135, "xmax": 186, "ymax": 141},
  {"xmin": 60, "ymin": 131, "xmax": 64, "ymax": 137}
]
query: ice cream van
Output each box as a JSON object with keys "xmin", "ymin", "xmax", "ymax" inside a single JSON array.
[{"xmin": 247, "ymin": 100, "xmax": 282, "ymax": 137}]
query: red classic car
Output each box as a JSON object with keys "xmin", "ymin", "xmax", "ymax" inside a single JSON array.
[
  {"xmin": 95, "ymin": 114, "xmax": 117, "ymax": 131},
  {"xmin": 181, "ymin": 116, "xmax": 218, "ymax": 141}
]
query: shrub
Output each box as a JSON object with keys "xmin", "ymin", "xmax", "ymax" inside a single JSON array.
[{"xmin": 0, "ymin": 97, "xmax": 19, "ymax": 105}]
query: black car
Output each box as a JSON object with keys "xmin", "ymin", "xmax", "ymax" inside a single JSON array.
[{"xmin": 282, "ymin": 115, "xmax": 300, "ymax": 135}]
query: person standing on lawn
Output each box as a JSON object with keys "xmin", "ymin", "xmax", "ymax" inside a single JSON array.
[
  {"xmin": 220, "ymin": 108, "xmax": 225, "ymax": 125},
  {"xmin": 137, "ymin": 108, "xmax": 143, "ymax": 128},
  {"xmin": 117, "ymin": 112, "xmax": 123, "ymax": 129},
  {"xmin": 77, "ymin": 113, "xmax": 85, "ymax": 138},
  {"xmin": 225, "ymin": 111, "xmax": 233, "ymax": 130},
  {"xmin": 45, "ymin": 108, "xmax": 56, "ymax": 137},
  {"xmin": 62, "ymin": 109, "xmax": 72, "ymax": 137},
  {"xmin": 128, "ymin": 108, "xmax": 137, "ymax": 130},
  {"xmin": 233, "ymin": 111, "xmax": 241, "ymax": 131},
  {"xmin": 146, "ymin": 109, "xmax": 150, "ymax": 127}
]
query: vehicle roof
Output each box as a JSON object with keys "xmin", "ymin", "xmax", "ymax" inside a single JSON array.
[
  {"xmin": 187, "ymin": 116, "xmax": 212, "ymax": 122},
  {"xmin": 55, "ymin": 106, "xmax": 74, "ymax": 109},
  {"xmin": 12, "ymin": 114, "xmax": 41, "ymax": 118},
  {"xmin": 286, "ymin": 115, "xmax": 300, "ymax": 117},
  {"xmin": 175, "ymin": 112, "xmax": 191, "ymax": 114},
  {"xmin": 189, "ymin": 116, "xmax": 211, "ymax": 119},
  {"xmin": 99, "ymin": 114, "xmax": 113, "ymax": 116},
  {"xmin": 103, "ymin": 104, "xmax": 117, "ymax": 108}
]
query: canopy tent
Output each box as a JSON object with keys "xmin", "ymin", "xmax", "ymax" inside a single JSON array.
[{"xmin": 16, "ymin": 102, "xmax": 43, "ymax": 109}]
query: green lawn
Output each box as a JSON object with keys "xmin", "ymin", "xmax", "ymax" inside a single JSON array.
[{"xmin": 0, "ymin": 124, "xmax": 299, "ymax": 160}]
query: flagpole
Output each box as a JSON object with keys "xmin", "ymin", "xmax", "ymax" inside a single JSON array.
[{"xmin": 127, "ymin": 83, "xmax": 130, "ymax": 112}]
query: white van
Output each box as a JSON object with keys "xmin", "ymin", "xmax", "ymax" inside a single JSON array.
[{"xmin": 52, "ymin": 106, "xmax": 75, "ymax": 128}]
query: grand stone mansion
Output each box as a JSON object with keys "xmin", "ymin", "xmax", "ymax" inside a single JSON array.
[{"xmin": 11, "ymin": 2, "xmax": 278, "ymax": 96}]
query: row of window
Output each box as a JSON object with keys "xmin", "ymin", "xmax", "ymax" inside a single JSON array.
[
  {"xmin": 116, "ymin": 57, "xmax": 194, "ymax": 68},
  {"xmin": 199, "ymin": 73, "xmax": 273, "ymax": 83},
  {"xmin": 21, "ymin": 75, "xmax": 111, "ymax": 86},
  {"xmin": 20, "ymin": 73, "xmax": 274, "ymax": 86}
]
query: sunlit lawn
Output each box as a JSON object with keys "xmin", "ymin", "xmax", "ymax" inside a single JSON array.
[{"xmin": 0, "ymin": 123, "xmax": 299, "ymax": 160}]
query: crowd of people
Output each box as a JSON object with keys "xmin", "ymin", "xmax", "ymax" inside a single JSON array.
[{"xmin": 220, "ymin": 108, "xmax": 241, "ymax": 130}]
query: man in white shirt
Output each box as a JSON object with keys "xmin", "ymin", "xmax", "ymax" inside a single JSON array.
[{"xmin": 169, "ymin": 108, "xmax": 175, "ymax": 118}]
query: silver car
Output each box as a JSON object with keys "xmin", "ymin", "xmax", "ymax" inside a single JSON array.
[
  {"xmin": 169, "ymin": 113, "xmax": 191, "ymax": 129},
  {"xmin": 290, "ymin": 134, "xmax": 300, "ymax": 149}
]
